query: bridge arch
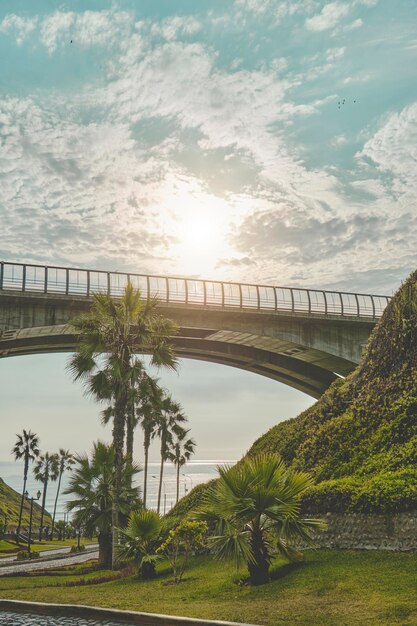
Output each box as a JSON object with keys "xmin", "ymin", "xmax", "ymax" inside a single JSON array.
[{"xmin": 0, "ymin": 261, "xmax": 389, "ymax": 398}]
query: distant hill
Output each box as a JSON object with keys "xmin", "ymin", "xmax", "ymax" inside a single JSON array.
[
  {"xmin": 0, "ymin": 477, "xmax": 50, "ymax": 530},
  {"xmin": 170, "ymin": 269, "xmax": 417, "ymax": 516}
]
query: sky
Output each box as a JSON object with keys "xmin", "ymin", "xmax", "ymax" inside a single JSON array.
[{"xmin": 0, "ymin": 0, "xmax": 416, "ymax": 461}]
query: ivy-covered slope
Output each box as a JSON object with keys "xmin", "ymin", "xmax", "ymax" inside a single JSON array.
[
  {"xmin": 0, "ymin": 478, "xmax": 50, "ymax": 529},
  {"xmin": 170, "ymin": 270, "xmax": 417, "ymax": 516}
]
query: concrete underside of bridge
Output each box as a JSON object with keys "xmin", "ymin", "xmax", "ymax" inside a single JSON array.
[{"xmin": 0, "ymin": 291, "xmax": 376, "ymax": 398}]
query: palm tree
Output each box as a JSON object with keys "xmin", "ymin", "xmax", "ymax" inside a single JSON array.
[
  {"xmin": 153, "ymin": 395, "xmax": 186, "ymax": 514},
  {"xmin": 169, "ymin": 428, "xmax": 196, "ymax": 504},
  {"xmin": 51, "ymin": 449, "xmax": 75, "ymax": 540},
  {"xmin": 198, "ymin": 454, "xmax": 325, "ymax": 585},
  {"xmin": 68, "ymin": 283, "xmax": 178, "ymax": 567},
  {"xmin": 137, "ymin": 377, "xmax": 164, "ymax": 508},
  {"xmin": 117, "ymin": 509, "xmax": 163, "ymax": 578},
  {"xmin": 33, "ymin": 452, "xmax": 59, "ymax": 541},
  {"xmin": 11, "ymin": 429, "xmax": 40, "ymax": 543},
  {"xmin": 65, "ymin": 441, "xmax": 141, "ymax": 568}
]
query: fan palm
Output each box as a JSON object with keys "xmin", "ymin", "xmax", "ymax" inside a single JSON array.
[
  {"xmin": 33, "ymin": 452, "xmax": 59, "ymax": 541},
  {"xmin": 11, "ymin": 429, "xmax": 40, "ymax": 543},
  {"xmin": 64, "ymin": 441, "xmax": 141, "ymax": 568},
  {"xmin": 51, "ymin": 449, "xmax": 75, "ymax": 540},
  {"xmin": 169, "ymin": 428, "xmax": 196, "ymax": 504},
  {"xmin": 67, "ymin": 283, "xmax": 178, "ymax": 567},
  {"xmin": 117, "ymin": 509, "xmax": 163, "ymax": 578},
  {"xmin": 198, "ymin": 454, "xmax": 325, "ymax": 585},
  {"xmin": 153, "ymin": 395, "xmax": 186, "ymax": 514}
]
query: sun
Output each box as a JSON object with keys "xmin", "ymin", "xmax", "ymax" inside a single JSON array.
[{"xmin": 173, "ymin": 211, "xmax": 232, "ymax": 276}]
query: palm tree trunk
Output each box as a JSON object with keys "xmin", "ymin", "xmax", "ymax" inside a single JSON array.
[
  {"xmin": 112, "ymin": 390, "xmax": 127, "ymax": 569},
  {"xmin": 143, "ymin": 437, "xmax": 150, "ymax": 508},
  {"xmin": 247, "ymin": 523, "xmax": 270, "ymax": 585},
  {"xmin": 39, "ymin": 480, "xmax": 48, "ymax": 541},
  {"xmin": 157, "ymin": 439, "xmax": 165, "ymax": 514},
  {"xmin": 126, "ymin": 403, "xmax": 134, "ymax": 482},
  {"xmin": 16, "ymin": 457, "xmax": 29, "ymax": 544},
  {"xmin": 176, "ymin": 463, "xmax": 180, "ymax": 504},
  {"xmin": 51, "ymin": 470, "xmax": 63, "ymax": 541}
]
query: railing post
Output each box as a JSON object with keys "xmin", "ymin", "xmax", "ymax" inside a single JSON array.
[
  {"xmin": 185, "ymin": 279, "xmax": 188, "ymax": 305},
  {"xmin": 86, "ymin": 270, "xmax": 90, "ymax": 297},
  {"xmin": 221, "ymin": 282, "xmax": 225, "ymax": 307},
  {"xmin": 22, "ymin": 265, "xmax": 26, "ymax": 292},
  {"xmin": 306, "ymin": 289, "xmax": 311, "ymax": 314},
  {"xmin": 323, "ymin": 291, "xmax": 328, "ymax": 315},
  {"xmin": 65, "ymin": 268, "xmax": 69, "ymax": 295},
  {"xmin": 339, "ymin": 293, "xmax": 344, "ymax": 316},
  {"xmin": 166, "ymin": 277, "xmax": 169, "ymax": 303},
  {"xmin": 290, "ymin": 288, "xmax": 295, "ymax": 313},
  {"xmin": 44, "ymin": 267, "xmax": 48, "ymax": 294},
  {"xmin": 0, "ymin": 262, "xmax": 3, "ymax": 290},
  {"xmin": 256, "ymin": 285, "xmax": 260, "ymax": 310},
  {"xmin": 371, "ymin": 296, "xmax": 376, "ymax": 318},
  {"xmin": 238, "ymin": 283, "xmax": 243, "ymax": 309},
  {"xmin": 146, "ymin": 275, "xmax": 150, "ymax": 301},
  {"xmin": 203, "ymin": 281, "xmax": 207, "ymax": 306},
  {"xmin": 355, "ymin": 293, "xmax": 360, "ymax": 317},
  {"xmin": 273, "ymin": 287, "xmax": 278, "ymax": 312},
  {"xmin": 107, "ymin": 273, "xmax": 111, "ymax": 295}
]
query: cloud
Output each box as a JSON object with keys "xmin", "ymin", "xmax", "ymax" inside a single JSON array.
[
  {"xmin": 357, "ymin": 102, "xmax": 417, "ymax": 198},
  {"xmin": 40, "ymin": 10, "xmax": 132, "ymax": 53},
  {"xmin": 0, "ymin": 14, "xmax": 37, "ymax": 44},
  {"xmin": 305, "ymin": 2, "xmax": 350, "ymax": 32}
]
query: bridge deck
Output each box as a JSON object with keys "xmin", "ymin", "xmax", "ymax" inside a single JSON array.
[{"xmin": 0, "ymin": 261, "xmax": 390, "ymax": 320}]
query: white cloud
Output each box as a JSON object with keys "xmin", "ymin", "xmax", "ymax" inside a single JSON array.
[
  {"xmin": 40, "ymin": 10, "xmax": 132, "ymax": 53},
  {"xmin": 0, "ymin": 14, "xmax": 37, "ymax": 44},
  {"xmin": 357, "ymin": 102, "xmax": 417, "ymax": 198},
  {"xmin": 305, "ymin": 2, "xmax": 350, "ymax": 32},
  {"xmin": 150, "ymin": 16, "xmax": 202, "ymax": 41},
  {"xmin": 344, "ymin": 18, "xmax": 363, "ymax": 30}
]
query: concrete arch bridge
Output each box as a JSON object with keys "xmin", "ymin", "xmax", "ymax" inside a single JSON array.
[{"xmin": 0, "ymin": 261, "xmax": 390, "ymax": 398}]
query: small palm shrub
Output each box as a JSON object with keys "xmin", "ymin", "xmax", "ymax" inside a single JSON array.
[{"xmin": 198, "ymin": 454, "xmax": 324, "ymax": 585}]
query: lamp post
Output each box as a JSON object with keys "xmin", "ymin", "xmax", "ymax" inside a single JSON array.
[
  {"xmin": 182, "ymin": 473, "xmax": 193, "ymax": 495},
  {"xmin": 24, "ymin": 490, "xmax": 41, "ymax": 559}
]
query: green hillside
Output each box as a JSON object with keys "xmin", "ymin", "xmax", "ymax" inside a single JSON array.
[
  {"xmin": 171, "ymin": 269, "xmax": 417, "ymax": 517},
  {"xmin": 0, "ymin": 477, "xmax": 50, "ymax": 529}
]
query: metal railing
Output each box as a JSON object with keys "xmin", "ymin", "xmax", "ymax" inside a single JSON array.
[{"xmin": 0, "ymin": 261, "xmax": 390, "ymax": 319}]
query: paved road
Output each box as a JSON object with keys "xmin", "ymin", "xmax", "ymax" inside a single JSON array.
[
  {"xmin": 0, "ymin": 545, "xmax": 97, "ymax": 565},
  {"xmin": 0, "ymin": 549, "xmax": 99, "ymax": 577},
  {"xmin": 0, "ymin": 611, "xmax": 124, "ymax": 625}
]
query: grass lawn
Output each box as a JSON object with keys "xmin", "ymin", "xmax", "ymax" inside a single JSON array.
[{"xmin": 1, "ymin": 550, "xmax": 416, "ymax": 625}]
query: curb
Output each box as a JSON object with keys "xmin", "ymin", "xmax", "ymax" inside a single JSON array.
[{"xmin": 0, "ymin": 600, "xmax": 258, "ymax": 626}]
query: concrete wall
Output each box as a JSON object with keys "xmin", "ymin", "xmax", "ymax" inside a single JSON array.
[{"xmin": 309, "ymin": 512, "xmax": 417, "ymax": 551}]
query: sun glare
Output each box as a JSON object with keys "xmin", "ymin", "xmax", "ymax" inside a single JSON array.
[{"xmin": 174, "ymin": 211, "xmax": 231, "ymax": 276}]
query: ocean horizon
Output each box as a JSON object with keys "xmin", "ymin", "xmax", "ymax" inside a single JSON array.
[{"xmin": 0, "ymin": 458, "xmax": 236, "ymax": 521}]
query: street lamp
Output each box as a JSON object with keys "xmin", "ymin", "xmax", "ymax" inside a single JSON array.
[
  {"xmin": 24, "ymin": 490, "xmax": 41, "ymax": 558},
  {"xmin": 182, "ymin": 473, "xmax": 193, "ymax": 495},
  {"xmin": 151, "ymin": 475, "xmax": 167, "ymax": 515}
]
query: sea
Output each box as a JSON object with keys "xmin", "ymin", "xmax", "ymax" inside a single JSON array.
[{"xmin": 0, "ymin": 459, "xmax": 235, "ymax": 521}]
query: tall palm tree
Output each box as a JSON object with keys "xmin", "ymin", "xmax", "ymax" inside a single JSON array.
[
  {"xmin": 11, "ymin": 429, "xmax": 40, "ymax": 543},
  {"xmin": 68, "ymin": 283, "xmax": 178, "ymax": 568},
  {"xmin": 153, "ymin": 395, "xmax": 186, "ymax": 514},
  {"xmin": 51, "ymin": 449, "xmax": 75, "ymax": 540},
  {"xmin": 169, "ymin": 428, "xmax": 196, "ymax": 504},
  {"xmin": 65, "ymin": 441, "xmax": 141, "ymax": 568},
  {"xmin": 33, "ymin": 452, "xmax": 59, "ymax": 541},
  {"xmin": 198, "ymin": 454, "xmax": 325, "ymax": 585},
  {"xmin": 137, "ymin": 377, "xmax": 164, "ymax": 508}
]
